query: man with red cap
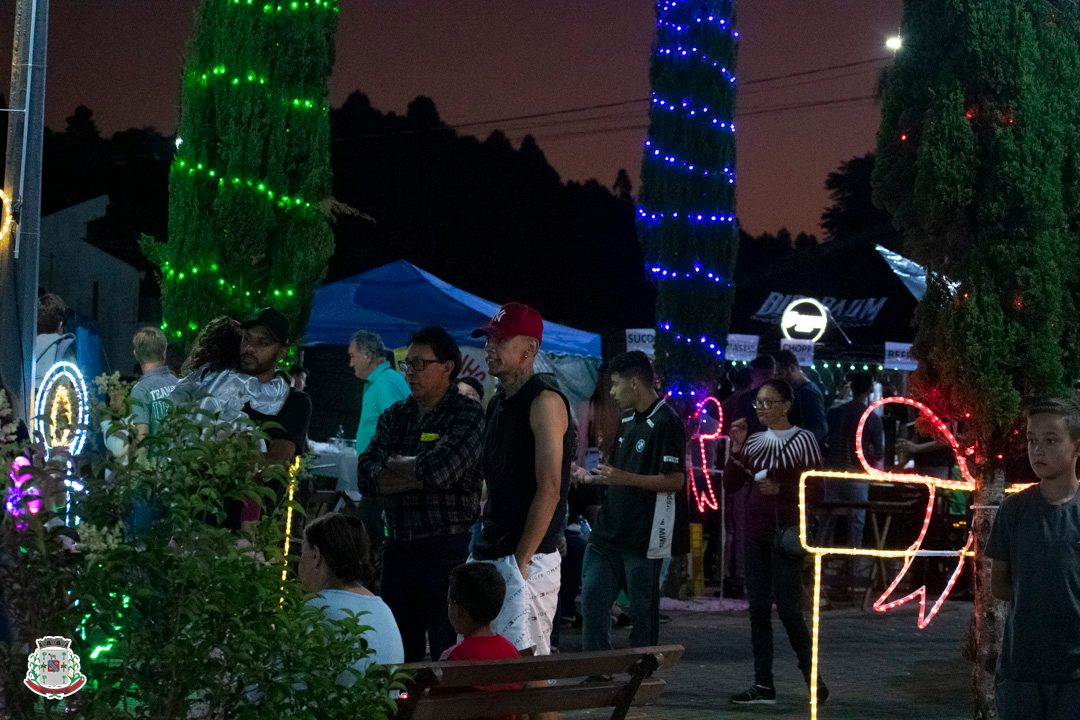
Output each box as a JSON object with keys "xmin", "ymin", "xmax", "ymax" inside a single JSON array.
[{"xmin": 470, "ymin": 302, "xmax": 572, "ymax": 664}]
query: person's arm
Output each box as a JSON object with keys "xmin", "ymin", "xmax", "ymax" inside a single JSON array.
[
  {"xmin": 410, "ymin": 402, "xmax": 485, "ymax": 490},
  {"xmin": 991, "ymin": 560, "xmax": 1012, "ymax": 602},
  {"xmin": 356, "ymin": 409, "xmax": 394, "ymax": 493},
  {"xmin": 591, "ymin": 465, "xmax": 684, "ymax": 492},
  {"xmin": 515, "ymin": 390, "xmax": 568, "ymax": 578},
  {"xmin": 129, "ymin": 384, "xmax": 151, "ymax": 442},
  {"xmin": 722, "ymin": 452, "xmax": 752, "ymax": 493},
  {"xmin": 592, "ymin": 411, "xmax": 685, "ymax": 492},
  {"xmin": 897, "ymin": 438, "xmax": 946, "ymax": 454},
  {"xmin": 263, "ymin": 392, "xmax": 311, "ymax": 465}
]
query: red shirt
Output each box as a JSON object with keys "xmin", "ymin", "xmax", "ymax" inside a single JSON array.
[{"xmin": 440, "ymin": 634, "xmax": 523, "ymax": 691}]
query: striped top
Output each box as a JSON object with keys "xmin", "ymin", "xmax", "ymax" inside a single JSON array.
[{"xmin": 724, "ymin": 426, "xmax": 822, "ymax": 542}]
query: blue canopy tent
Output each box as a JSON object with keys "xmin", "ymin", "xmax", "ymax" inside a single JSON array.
[
  {"xmin": 303, "ymin": 261, "xmax": 600, "ymax": 440},
  {"xmin": 305, "ymin": 260, "xmax": 601, "ymax": 358}
]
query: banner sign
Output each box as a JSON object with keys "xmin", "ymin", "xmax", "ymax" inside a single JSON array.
[
  {"xmin": 753, "ymin": 291, "xmax": 888, "ymax": 328},
  {"xmin": 780, "ymin": 338, "xmax": 815, "ymax": 367},
  {"xmin": 725, "ymin": 334, "xmax": 760, "ymax": 362},
  {"xmin": 625, "ymin": 328, "xmax": 656, "ymax": 358},
  {"xmin": 884, "ymin": 342, "xmax": 917, "ymax": 371}
]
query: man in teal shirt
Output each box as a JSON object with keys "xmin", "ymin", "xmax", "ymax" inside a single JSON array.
[
  {"xmin": 349, "ymin": 330, "xmax": 410, "ymax": 453},
  {"xmin": 349, "ymin": 330, "xmax": 410, "ymax": 582}
]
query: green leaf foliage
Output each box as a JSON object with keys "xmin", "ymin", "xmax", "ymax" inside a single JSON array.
[
  {"xmin": 638, "ymin": 0, "xmax": 739, "ymax": 391},
  {"xmin": 0, "ymin": 398, "xmax": 402, "ymax": 719},
  {"xmin": 148, "ymin": 0, "xmax": 339, "ymax": 350},
  {"xmin": 873, "ymin": 0, "xmax": 1080, "ymax": 447}
]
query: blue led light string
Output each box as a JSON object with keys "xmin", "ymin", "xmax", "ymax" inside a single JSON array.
[
  {"xmin": 643, "ymin": 140, "xmax": 735, "ymax": 182},
  {"xmin": 648, "ymin": 262, "xmax": 733, "ymax": 286},
  {"xmin": 656, "ymin": 45, "xmax": 736, "ymax": 82},
  {"xmin": 651, "ymin": 93, "xmax": 737, "ymax": 129},
  {"xmin": 637, "ymin": 0, "xmax": 738, "ymax": 394}
]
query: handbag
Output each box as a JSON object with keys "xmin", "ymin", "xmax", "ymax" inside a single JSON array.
[{"xmin": 774, "ymin": 523, "xmax": 811, "ymax": 558}]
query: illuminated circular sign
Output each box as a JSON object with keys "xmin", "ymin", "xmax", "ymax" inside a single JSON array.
[
  {"xmin": 33, "ymin": 361, "xmax": 89, "ymax": 458},
  {"xmin": 780, "ymin": 298, "xmax": 829, "ymax": 342}
]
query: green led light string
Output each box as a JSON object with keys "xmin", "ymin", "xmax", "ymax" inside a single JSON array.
[{"xmin": 146, "ymin": 0, "xmax": 339, "ymax": 346}]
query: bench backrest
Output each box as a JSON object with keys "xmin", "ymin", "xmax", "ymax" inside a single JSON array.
[{"xmin": 395, "ymin": 645, "xmax": 684, "ymax": 720}]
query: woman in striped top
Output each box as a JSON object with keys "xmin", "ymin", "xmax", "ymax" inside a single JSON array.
[{"xmin": 723, "ymin": 379, "xmax": 827, "ymax": 706}]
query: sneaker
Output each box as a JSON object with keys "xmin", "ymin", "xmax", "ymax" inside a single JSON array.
[{"xmin": 730, "ymin": 684, "xmax": 776, "ymax": 705}]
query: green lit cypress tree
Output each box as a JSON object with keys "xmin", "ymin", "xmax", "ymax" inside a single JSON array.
[
  {"xmin": 638, "ymin": 0, "xmax": 739, "ymax": 396},
  {"xmin": 146, "ymin": 0, "xmax": 339, "ymax": 348},
  {"xmin": 873, "ymin": 2, "xmax": 1080, "ymax": 714}
]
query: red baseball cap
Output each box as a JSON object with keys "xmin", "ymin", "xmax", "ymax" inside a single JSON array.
[{"xmin": 472, "ymin": 302, "xmax": 544, "ymax": 344}]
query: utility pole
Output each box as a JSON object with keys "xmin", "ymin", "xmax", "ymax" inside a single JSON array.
[{"xmin": 0, "ymin": 0, "xmax": 49, "ymax": 422}]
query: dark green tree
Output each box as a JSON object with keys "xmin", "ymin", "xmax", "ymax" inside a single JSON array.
[
  {"xmin": 873, "ymin": 2, "xmax": 1080, "ymax": 715},
  {"xmin": 637, "ymin": 0, "xmax": 739, "ymax": 396},
  {"xmin": 146, "ymin": 0, "xmax": 339, "ymax": 349},
  {"xmin": 820, "ymin": 153, "xmax": 900, "ymax": 249}
]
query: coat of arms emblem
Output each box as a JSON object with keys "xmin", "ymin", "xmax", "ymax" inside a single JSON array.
[{"xmin": 24, "ymin": 636, "xmax": 87, "ymax": 699}]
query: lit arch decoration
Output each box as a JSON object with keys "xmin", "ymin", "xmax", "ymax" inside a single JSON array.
[
  {"xmin": 33, "ymin": 362, "xmax": 90, "ymax": 459},
  {"xmin": 688, "ymin": 396, "xmax": 723, "ymax": 511},
  {"xmin": 798, "ymin": 396, "xmax": 976, "ymax": 719}
]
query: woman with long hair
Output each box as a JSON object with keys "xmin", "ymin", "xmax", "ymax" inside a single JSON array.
[
  {"xmin": 723, "ymin": 378, "xmax": 826, "ymax": 706},
  {"xmin": 299, "ymin": 513, "xmax": 403, "ymax": 682}
]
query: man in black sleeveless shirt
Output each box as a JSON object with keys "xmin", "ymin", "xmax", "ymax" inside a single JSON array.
[{"xmin": 470, "ymin": 303, "xmax": 571, "ymax": 659}]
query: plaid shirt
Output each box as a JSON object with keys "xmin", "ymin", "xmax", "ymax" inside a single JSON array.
[{"xmin": 356, "ymin": 388, "xmax": 484, "ymax": 539}]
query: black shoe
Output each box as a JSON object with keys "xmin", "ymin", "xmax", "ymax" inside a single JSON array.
[
  {"xmin": 816, "ymin": 679, "xmax": 830, "ymax": 704},
  {"xmin": 730, "ymin": 684, "xmax": 776, "ymax": 705}
]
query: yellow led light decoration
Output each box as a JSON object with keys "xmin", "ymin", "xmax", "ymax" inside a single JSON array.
[
  {"xmin": 279, "ymin": 457, "xmax": 302, "ymax": 597},
  {"xmin": 49, "ymin": 385, "xmax": 74, "ymax": 449},
  {"xmin": 0, "ymin": 188, "xmax": 15, "ymax": 248},
  {"xmin": 799, "ymin": 396, "xmax": 978, "ymax": 720}
]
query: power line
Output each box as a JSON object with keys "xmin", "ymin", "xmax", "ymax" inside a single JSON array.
[
  {"xmin": 332, "ymin": 54, "xmax": 891, "ymax": 143},
  {"xmin": 526, "ymin": 95, "xmax": 877, "ymax": 143}
]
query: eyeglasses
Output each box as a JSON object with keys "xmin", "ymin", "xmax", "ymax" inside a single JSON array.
[
  {"xmin": 752, "ymin": 399, "xmax": 785, "ymax": 410},
  {"xmin": 398, "ymin": 358, "xmax": 442, "ymax": 374}
]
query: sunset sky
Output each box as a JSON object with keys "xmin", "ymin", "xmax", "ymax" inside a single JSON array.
[{"xmin": 0, "ymin": 0, "xmax": 902, "ymax": 236}]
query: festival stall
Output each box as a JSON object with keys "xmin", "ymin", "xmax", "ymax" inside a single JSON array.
[{"xmin": 303, "ymin": 260, "xmax": 601, "ymax": 441}]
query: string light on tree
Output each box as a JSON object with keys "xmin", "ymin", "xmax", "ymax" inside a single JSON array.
[
  {"xmin": 151, "ymin": 0, "xmax": 339, "ymax": 350},
  {"xmin": 650, "ymin": 93, "xmax": 737, "ymax": 131},
  {"xmin": 648, "ymin": 262, "xmax": 732, "ymax": 285},
  {"xmin": 643, "ymin": 140, "xmax": 735, "ymax": 182},
  {"xmin": 638, "ymin": 0, "xmax": 739, "ymax": 399}
]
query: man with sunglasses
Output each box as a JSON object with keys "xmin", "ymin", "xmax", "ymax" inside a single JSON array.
[{"xmin": 356, "ymin": 326, "xmax": 485, "ymax": 662}]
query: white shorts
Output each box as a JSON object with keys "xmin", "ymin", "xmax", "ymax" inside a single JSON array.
[{"xmin": 469, "ymin": 552, "xmax": 561, "ymax": 656}]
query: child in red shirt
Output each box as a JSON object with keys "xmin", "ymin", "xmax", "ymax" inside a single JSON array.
[{"xmin": 441, "ymin": 562, "xmax": 522, "ymax": 693}]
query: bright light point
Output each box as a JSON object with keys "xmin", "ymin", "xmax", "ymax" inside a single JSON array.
[
  {"xmin": 886, "ymin": 35, "xmax": 902, "ymax": 51},
  {"xmin": 175, "ymin": 137, "xmax": 184, "ymax": 149}
]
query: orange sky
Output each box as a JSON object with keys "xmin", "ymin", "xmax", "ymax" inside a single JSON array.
[{"xmin": 0, "ymin": 0, "xmax": 901, "ymax": 236}]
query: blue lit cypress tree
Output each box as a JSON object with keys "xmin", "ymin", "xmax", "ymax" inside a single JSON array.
[
  {"xmin": 638, "ymin": 0, "xmax": 739, "ymax": 396},
  {"xmin": 146, "ymin": 0, "xmax": 339, "ymax": 348}
]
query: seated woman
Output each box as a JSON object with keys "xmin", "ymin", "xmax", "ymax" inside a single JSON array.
[{"xmin": 299, "ymin": 512, "xmax": 404, "ymax": 683}]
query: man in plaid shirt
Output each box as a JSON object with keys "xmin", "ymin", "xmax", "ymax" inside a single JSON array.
[{"xmin": 356, "ymin": 326, "xmax": 485, "ymax": 661}]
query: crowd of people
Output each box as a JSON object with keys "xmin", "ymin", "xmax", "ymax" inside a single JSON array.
[{"xmin": 21, "ymin": 292, "xmax": 1080, "ymax": 719}]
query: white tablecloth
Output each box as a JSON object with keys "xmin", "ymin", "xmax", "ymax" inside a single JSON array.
[{"xmin": 309, "ymin": 441, "xmax": 361, "ymax": 499}]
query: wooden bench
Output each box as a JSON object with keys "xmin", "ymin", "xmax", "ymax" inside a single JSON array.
[{"xmin": 394, "ymin": 644, "xmax": 684, "ymax": 720}]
